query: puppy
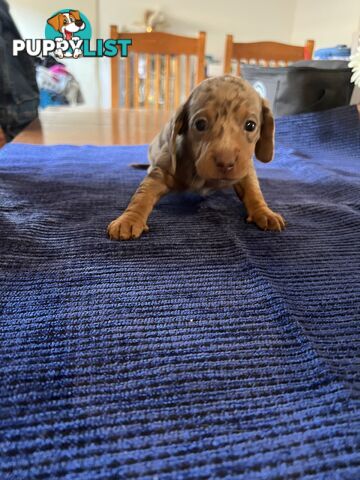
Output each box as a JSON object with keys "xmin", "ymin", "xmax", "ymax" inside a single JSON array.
[
  {"xmin": 47, "ymin": 10, "xmax": 85, "ymax": 59},
  {"xmin": 108, "ymin": 75, "xmax": 285, "ymax": 241}
]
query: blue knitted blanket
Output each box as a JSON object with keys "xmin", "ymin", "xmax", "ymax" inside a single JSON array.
[{"xmin": 1, "ymin": 106, "xmax": 359, "ymax": 479}]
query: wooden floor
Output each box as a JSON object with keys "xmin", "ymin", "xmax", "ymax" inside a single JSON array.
[
  {"xmin": 9, "ymin": 104, "xmax": 360, "ymax": 147},
  {"xmin": 13, "ymin": 107, "xmax": 173, "ymax": 146}
]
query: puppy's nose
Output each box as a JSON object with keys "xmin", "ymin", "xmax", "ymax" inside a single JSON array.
[
  {"xmin": 214, "ymin": 151, "xmax": 238, "ymax": 172},
  {"xmin": 75, "ymin": 20, "xmax": 83, "ymax": 27}
]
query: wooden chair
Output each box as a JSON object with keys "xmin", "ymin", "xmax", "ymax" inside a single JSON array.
[
  {"xmin": 0, "ymin": 127, "xmax": 6, "ymax": 148},
  {"xmin": 110, "ymin": 26, "xmax": 206, "ymax": 109},
  {"xmin": 224, "ymin": 36, "xmax": 315, "ymax": 75}
]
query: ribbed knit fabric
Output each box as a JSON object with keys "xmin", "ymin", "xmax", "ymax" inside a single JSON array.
[{"xmin": 1, "ymin": 106, "xmax": 359, "ymax": 479}]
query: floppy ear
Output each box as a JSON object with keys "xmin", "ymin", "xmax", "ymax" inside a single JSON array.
[
  {"xmin": 69, "ymin": 10, "xmax": 81, "ymax": 21},
  {"xmin": 255, "ymin": 99, "xmax": 275, "ymax": 163},
  {"xmin": 169, "ymin": 102, "xmax": 189, "ymax": 174},
  {"xmin": 47, "ymin": 13, "xmax": 62, "ymax": 32}
]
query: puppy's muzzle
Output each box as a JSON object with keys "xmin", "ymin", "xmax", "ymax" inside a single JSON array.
[{"xmin": 213, "ymin": 149, "xmax": 239, "ymax": 174}]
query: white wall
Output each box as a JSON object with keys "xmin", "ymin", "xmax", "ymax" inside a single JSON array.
[
  {"xmin": 98, "ymin": 0, "xmax": 297, "ymax": 56},
  {"xmin": 9, "ymin": 0, "xmax": 100, "ymax": 107},
  {"xmin": 291, "ymin": 0, "xmax": 360, "ymax": 49}
]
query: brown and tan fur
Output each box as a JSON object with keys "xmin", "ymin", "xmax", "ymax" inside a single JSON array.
[
  {"xmin": 108, "ymin": 75, "xmax": 285, "ymax": 240},
  {"xmin": 47, "ymin": 10, "xmax": 84, "ymax": 34}
]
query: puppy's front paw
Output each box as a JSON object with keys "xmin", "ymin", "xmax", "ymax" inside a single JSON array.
[
  {"xmin": 247, "ymin": 207, "xmax": 285, "ymax": 232},
  {"xmin": 55, "ymin": 49, "xmax": 64, "ymax": 59},
  {"xmin": 107, "ymin": 213, "xmax": 149, "ymax": 241},
  {"xmin": 73, "ymin": 48, "xmax": 83, "ymax": 59}
]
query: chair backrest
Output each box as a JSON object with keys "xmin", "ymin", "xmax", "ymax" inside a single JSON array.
[
  {"xmin": 0, "ymin": 127, "xmax": 6, "ymax": 148},
  {"xmin": 110, "ymin": 26, "xmax": 206, "ymax": 109},
  {"xmin": 224, "ymin": 35, "xmax": 315, "ymax": 75}
]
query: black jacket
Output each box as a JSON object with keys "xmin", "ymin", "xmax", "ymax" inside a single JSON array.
[{"xmin": 0, "ymin": 0, "xmax": 38, "ymax": 140}]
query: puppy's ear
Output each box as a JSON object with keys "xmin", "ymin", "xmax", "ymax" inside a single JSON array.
[
  {"xmin": 170, "ymin": 102, "xmax": 189, "ymax": 174},
  {"xmin": 255, "ymin": 99, "xmax": 275, "ymax": 163},
  {"xmin": 47, "ymin": 13, "xmax": 62, "ymax": 32},
  {"xmin": 69, "ymin": 10, "xmax": 81, "ymax": 21}
]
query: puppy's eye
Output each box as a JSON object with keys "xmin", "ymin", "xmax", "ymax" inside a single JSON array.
[
  {"xmin": 63, "ymin": 19, "xmax": 69, "ymax": 25},
  {"xmin": 194, "ymin": 118, "xmax": 208, "ymax": 132},
  {"xmin": 245, "ymin": 120, "xmax": 256, "ymax": 132}
]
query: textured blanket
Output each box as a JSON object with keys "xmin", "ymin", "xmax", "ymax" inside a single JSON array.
[{"xmin": 1, "ymin": 106, "xmax": 359, "ymax": 479}]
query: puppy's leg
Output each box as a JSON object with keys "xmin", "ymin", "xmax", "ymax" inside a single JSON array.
[
  {"xmin": 108, "ymin": 168, "xmax": 170, "ymax": 240},
  {"xmin": 55, "ymin": 49, "xmax": 64, "ymax": 59},
  {"xmin": 73, "ymin": 48, "xmax": 83, "ymax": 59},
  {"xmin": 234, "ymin": 166, "xmax": 285, "ymax": 232}
]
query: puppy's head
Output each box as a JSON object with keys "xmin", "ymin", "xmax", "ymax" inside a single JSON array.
[
  {"xmin": 47, "ymin": 10, "xmax": 85, "ymax": 38},
  {"xmin": 171, "ymin": 75, "xmax": 274, "ymax": 181}
]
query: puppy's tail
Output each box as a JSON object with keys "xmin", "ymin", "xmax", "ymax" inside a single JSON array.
[{"xmin": 129, "ymin": 163, "xmax": 149, "ymax": 170}]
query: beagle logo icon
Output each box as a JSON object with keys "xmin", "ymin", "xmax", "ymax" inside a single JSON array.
[
  {"xmin": 46, "ymin": 9, "xmax": 89, "ymax": 59},
  {"xmin": 13, "ymin": 9, "xmax": 131, "ymax": 59}
]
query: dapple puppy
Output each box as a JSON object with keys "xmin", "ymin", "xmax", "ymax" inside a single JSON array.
[{"xmin": 108, "ymin": 75, "xmax": 285, "ymax": 240}]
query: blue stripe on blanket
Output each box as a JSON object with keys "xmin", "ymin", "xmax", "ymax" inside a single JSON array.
[{"xmin": 1, "ymin": 106, "xmax": 359, "ymax": 479}]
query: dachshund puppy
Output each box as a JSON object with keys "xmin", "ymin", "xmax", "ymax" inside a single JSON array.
[{"xmin": 108, "ymin": 75, "xmax": 285, "ymax": 240}]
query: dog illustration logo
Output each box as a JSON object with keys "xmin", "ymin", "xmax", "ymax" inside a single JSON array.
[
  {"xmin": 46, "ymin": 9, "xmax": 90, "ymax": 59},
  {"xmin": 13, "ymin": 9, "xmax": 131, "ymax": 59}
]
